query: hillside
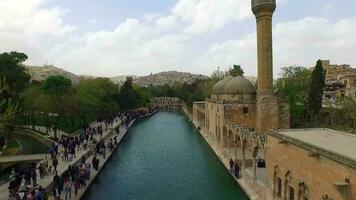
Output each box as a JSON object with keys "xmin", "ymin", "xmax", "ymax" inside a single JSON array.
[
  {"xmin": 25, "ymin": 66, "xmax": 208, "ymax": 86},
  {"xmin": 134, "ymin": 71, "xmax": 209, "ymax": 87},
  {"xmin": 25, "ymin": 65, "xmax": 82, "ymax": 84}
]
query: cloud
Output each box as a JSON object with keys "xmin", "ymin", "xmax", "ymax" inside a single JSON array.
[
  {"xmin": 198, "ymin": 16, "xmax": 356, "ymax": 77},
  {"xmin": 0, "ymin": 0, "xmax": 76, "ymax": 65},
  {"xmin": 173, "ymin": 0, "xmax": 252, "ymax": 34},
  {"xmin": 0, "ymin": 0, "xmax": 355, "ymax": 78},
  {"xmin": 48, "ymin": 18, "xmax": 190, "ymax": 76}
]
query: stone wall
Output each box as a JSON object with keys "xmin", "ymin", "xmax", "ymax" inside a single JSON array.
[{"xmin": 266, "ymin": 135, "xmax": 356, "ymax": 200}]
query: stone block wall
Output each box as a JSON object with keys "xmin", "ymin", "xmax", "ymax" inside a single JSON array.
[{"xmin": 266, "ymin": 135, "xmax": 356, "ymax": 200}]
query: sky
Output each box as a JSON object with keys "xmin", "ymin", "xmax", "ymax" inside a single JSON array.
[{"xmin": 0, "ymin": 0, "xmax": 355, "ymax": 77}]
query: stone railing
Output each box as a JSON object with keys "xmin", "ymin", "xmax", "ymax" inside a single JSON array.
[{"xmin": 225, "ymin": 120, "xmax": 267, "ymax": 149}]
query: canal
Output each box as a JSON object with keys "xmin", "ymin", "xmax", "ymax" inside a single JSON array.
[{"xmin": 84, "ymin": 111, "xmax": 249, "ymax": 200}]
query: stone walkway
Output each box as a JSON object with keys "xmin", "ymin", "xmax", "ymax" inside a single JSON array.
[
  {"xmin": 55, "ymin": 120, "xmax": 136, "ymax": 200},
  {"xmin": 48, "ymin": 112, "xmax": 155, "ymax": 200},
  {"xmin": 0, "ymin": 119, "xmax": 122, "ymax": 200}
]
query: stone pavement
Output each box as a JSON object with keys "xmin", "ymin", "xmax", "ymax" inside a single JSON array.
[
  {"xmin": 51, "ymin": 120, "xmax": 136, "ymax": 200},
  {"xmin": 0, "ymin": 119, "xmax": 122, "ymax": 200},
  {"xmin": 48, "ymin": 112, "xmax": 155, "ymax": 200}
]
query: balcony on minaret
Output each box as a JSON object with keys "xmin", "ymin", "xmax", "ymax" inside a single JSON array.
[{"xmin": 251, "ymin": 0, "xmax": 276, "ymax": 15}]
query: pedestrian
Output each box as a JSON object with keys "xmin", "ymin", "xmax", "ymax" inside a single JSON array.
[
  {"xmin": 234, "ymin": 162, "xmax": 240, "ymax": 178},
  {"xmin": 52, "ymin": 157, "xmax": 59, "ymax": 173},
  {"xmin": 229, "ymin": 159, "xmax": 235, "ymax": 173},
  {"xmin": 31, "ymin": 167, "xmax": 37, "ymax": 186},
  {"xmin": 64, "ymin": 179, "xmax": 72, "ymax": 200},
  {"xmin": 38, "ymin": 163, "xmax": 44, "ymax": 179}
]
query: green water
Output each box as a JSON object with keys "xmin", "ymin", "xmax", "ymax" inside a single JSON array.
[
  {"xmin": 13, "ymin": 134, "xmax": 49, "ymax": 155},
  {"xmin": 84, "ymin": 111, "xmax": 249, "ymax": 200}
]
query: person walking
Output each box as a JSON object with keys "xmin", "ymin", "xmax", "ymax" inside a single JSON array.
[
  {"xmin": 229, "ymin": 159, "xmax": 235, "ymax": 174},
  {"xmin": 234, "ymin": 162, "xmax": 240, "ymax": 178},
  {"xmin": 64, "ymin": 179, "xmax": 72, "ymax": 200},
  {"xmin": 38, "ymin": 163, "xmax": 44, "ymax": 179},
  {"xmin": 52, "ymin": 157, "xmax": 59, "ymax": 173}
]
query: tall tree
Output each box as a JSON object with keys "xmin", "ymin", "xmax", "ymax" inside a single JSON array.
[
  {"xmin": 229, "ymin": 65, "xmax": 244, "ymax": 77},
  {"xmin": 0, "ymin": 52, "xmax": 30, "ymax": 97},
  {"xmin": 0, "ymin": 51, "xmax": 30, "ymax": 140},
  {"xmin": 308, "ymin": 60, "xmax": 325, "ymax": 117},
  {"xmin": 22, "ymin": 85, "xmax": 42, "ymax": 130},
  {"xmin": 276, "ymin": 65, "xmax": 311, "ymax": 126},
  {"xmin": 76, "ymin": 78, "xmax": 119, "ymax": 121},
  {"xmin": 118, "ymin": 78, "xmax": 142, "ymax": 110},
  {"xmin": 42, "ymin": 76, "xmax": 72, "ymax": 138}
]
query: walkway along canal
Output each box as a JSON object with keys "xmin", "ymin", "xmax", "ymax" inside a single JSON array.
[{"xmin": 83, "ymin": 111, "xmax": 248, "ymax": 200}]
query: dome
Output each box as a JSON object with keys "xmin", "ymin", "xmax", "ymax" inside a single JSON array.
[
  {"xmin": 212, "ymin": 76, "xmax": 234, "ymax": 94},
  {"xmin": 222, "ymin": 76, "xmax": 256, "ymax": 94}
]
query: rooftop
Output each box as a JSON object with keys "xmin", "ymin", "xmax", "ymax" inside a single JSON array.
[{"xmin": 269, "ymin": 128, "xmax": 356, "ymax": 168}]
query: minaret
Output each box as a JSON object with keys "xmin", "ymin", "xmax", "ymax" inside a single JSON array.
[{"xmin": 252, "ymin": 0, "xmax": 279, "ymax": 134}]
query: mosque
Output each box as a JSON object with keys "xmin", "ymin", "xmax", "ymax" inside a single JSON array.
[{"xmin": 188, "ymin": 0, "xmax": 356, "ymax": 199}]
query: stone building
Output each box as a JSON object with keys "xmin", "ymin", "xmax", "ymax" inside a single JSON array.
[
  {"xmin": 266, "ymin": 129, "xmax": 356, "ymax": 200},
  {"xmin": 152, "ymin": 97, "xmax": 182, "ymax": 109},
  {"xmin": 340, "ymin": 69, "xmax": 356, "ymax": 99},
  {"xmin": 308, "ymin": 60, "xmax": 356, "ymax": 101},
  {"xmin": 319, "ymin": 60, "xmax": 352, "ymax": 83},
  {"xmin": 190, "ymin": 1, "xmax": 355, "ymax": 199}
]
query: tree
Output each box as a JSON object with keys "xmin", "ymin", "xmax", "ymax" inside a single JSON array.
[
  {"xmin": 118, "ymin": 79, "xmax": 143, "ymax": 110},
  {"xmin": 42, "ymin": 76, "xmax": 72, "ymax": 96},
  {"xmin": 229, "ymin": 65, "xmax": 244, "ymax": 77},
  {"xmin": 0, "ymin": 52, "xmax": 30, "ymax": 97},
  {"xmin": 0, "ymin": 100, "xmax": 18, "ymax": 140},
  {"xmin": 0, "ymin": 51, "xmax": 30, "ymax": 140},
  {"xmin": 76, "ymin": 78, "xmax": 119, "ymax": 121},
  {"xmin": 22, "ymin": 85, "xmax": 42, "ymax": 130},
  {"xmin": 42, "ymin": 76, "xmax": 72, "ymax": 138},
  {"xmin": 308, "ymin": 60, "xmax": 325, "ymax": 117},
  {"xmin": 276, "ymin": 65, "xmax": 311, "ymax": 126}
]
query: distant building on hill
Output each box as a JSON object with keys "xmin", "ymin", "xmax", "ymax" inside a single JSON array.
[{"xmin": 310, "ymin": 60, "xmax": 356, "ymax": 102}]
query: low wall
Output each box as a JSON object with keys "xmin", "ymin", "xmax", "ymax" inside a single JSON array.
[{"xmin": 14, "ymin": 128, "xmax": 54, "ymax": 147}]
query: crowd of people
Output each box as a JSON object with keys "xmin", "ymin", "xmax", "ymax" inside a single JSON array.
[{"xmin": 6, "ymin": 109, "xmax": 156, "ymax": 200}]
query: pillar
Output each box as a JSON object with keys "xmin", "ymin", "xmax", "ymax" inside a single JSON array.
[{"xmin": 252, "ymin": 0, "xmax": 279, "ymax": 134}]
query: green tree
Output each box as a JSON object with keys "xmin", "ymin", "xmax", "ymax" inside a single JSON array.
[
  {"xmin": 0, "ymin": 100, "xmax": 18, "ymax": 140},
  {"xmin": 42, "ymin": 76, "xmax": 72, "ymax": 138},
  {"xmin": 229, "ymin": 65, "xmax": 244, "ymax": 77},
  {"xmin": 42, "ymin": 76, "xmax": 72, "ymax": 96},
  {"xmin": 0, "ymin": 51, "xmax": 30, "ymax": 140},
  {"xmin": 118, "ymin": 79, "xmax": 143, "ymax": 110},
  {"xmin": 0, "ymin": 52, "xmax": 30, "ymax": 97},
  {"xmin": 76, "ymin": 78, "xmax": 119, "ymax": 121},
  {"xmin": 276, "ymin": 65, "xmax": 311, "ymax": 126},
  {"xmin": 22, "ymin": 85, "xmax": 42, "ymax": 130},
  {"xmin": 308, "ymin": 60, "xmax": 325, "ymax": 117}
]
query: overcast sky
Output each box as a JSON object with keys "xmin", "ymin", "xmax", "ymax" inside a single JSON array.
[{"xmin": 1, "ymin": 0, "xmax": 355, "ymax": 77}]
